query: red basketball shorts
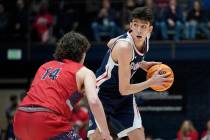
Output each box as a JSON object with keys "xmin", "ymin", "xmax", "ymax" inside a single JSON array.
[{"xmin": 13, "ymin": 110, "xmax": 75, "ymax": 140}]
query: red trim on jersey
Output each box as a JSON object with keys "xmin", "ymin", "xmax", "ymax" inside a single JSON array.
[{"xmin": 96, "ymin": 67, "xmax": 109, "ymax": 86}]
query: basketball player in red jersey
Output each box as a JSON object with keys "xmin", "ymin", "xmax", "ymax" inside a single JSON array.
[{"xmin": 13, "ymin": 32, "xmax": 112, "ymax": 140}]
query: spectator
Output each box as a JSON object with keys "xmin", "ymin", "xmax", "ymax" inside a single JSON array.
[
  {"xmin": 32, "ymin": 1, "xmax": 54, "ymax": 43},
  {"xmin": 145, "ymin": 0, "xmax": 164, "ymax": 40},
  {"xmin": 30, "ymin": 0, "xmax": 40, "ymax": 15},
  {"xmin": 91, "ymin": 0, "xmax": 122, "ymax": 41},
  {"xmin": 53, "ymin": 1, "xmax": 79, "ymax": 39},
  {"xmin": 201, "ymin": 0, "xmax": 210, "ymax": 11},
  {"xmin": 155, "ymin": 0, "xmax": 169, "ymax": 8},
  {"xmin": 5, "ymin": 95, "xmax": 18, "ymax": 140},
  {"xmin": 185, "ymin": 0, "xmax": 205, "ymax": 39},
  {"xmin": 136, "ymin": 0, "xmax": 145, "ymax": 7},
  {"xmin": 177, "ymin": 120, "xmax": 199, "ymax": 140},
  {"xmin": 0, "ymin": 3, "xmax": 9, "ymax": 41},
  {"xmin": 199, "ymin": 9, "xmax": 210, "ymax": 39},
  {"xmin": 160, "ymin": 0, "xmax": 184, "ymax": 41},
  {"xmin": 122, "ymin": 0, "xmax": 137, "ymax": 31},
  {"xmin": 201, "ymin": 120, "xmax": 210, "ymax": 139},
  {"xmin": 11, "ymin": 0, "xmax": 28, "ymax": 41}
]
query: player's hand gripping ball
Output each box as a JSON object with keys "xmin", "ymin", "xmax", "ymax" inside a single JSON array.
[{"xmin": 147, "ymin": 64, "xmax": 174, "ymax": 91}]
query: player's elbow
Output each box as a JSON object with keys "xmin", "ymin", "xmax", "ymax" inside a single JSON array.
[
  {"xmin": 119, "ymin": 82, "xmax": 132, "ymax": 95},
  {"xmin": 89, "ymin": 97, "xmax": 101, "ymax": 107},
  {"xmin": 119, "ymin": 87, "xmax": 129, "ymax": 96}
]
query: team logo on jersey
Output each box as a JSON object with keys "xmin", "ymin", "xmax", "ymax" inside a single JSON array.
[{"xmin": 130, "ymin": 62, "xmax": 139, "ymax": 71}]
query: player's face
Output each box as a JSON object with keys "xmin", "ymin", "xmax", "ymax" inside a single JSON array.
[{"xmin": 130, "ymin": 18, "xmax": 153, "ymax": 41}]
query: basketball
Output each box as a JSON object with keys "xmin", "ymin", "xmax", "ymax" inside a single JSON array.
[{"xmin": 146, "ymin": 64, "xmax": 174, "ymax": 91}]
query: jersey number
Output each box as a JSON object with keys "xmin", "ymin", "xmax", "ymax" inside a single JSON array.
[{"xmin": 41, "ymin": 68, "xmax": 61, "ymax": 80}]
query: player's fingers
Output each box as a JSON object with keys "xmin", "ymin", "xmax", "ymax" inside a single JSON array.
[
  {"xmin": 151, "ymin": 61, "xmax": 162, "ymax": 65},
  {"xmin": 160, "ymin": 72, "xmax": 171, "ymax": 78},
  {"xmin": 162, "ymin": 77, "xmax": 173, "ymax": 82},
  {"xmin": 154, "ymin": 68, "xmax": 162, "ymax": 75}
]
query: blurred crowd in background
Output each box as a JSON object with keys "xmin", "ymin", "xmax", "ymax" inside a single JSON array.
[
  {"xmin": 0, "ymin": 0, "xmax": 210, "ymax": 140},
  {"xmin": 0, "ymin": 0, "xmax": 210, "ymax": 44}
]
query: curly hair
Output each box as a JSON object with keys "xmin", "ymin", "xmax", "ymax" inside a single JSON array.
[
  {"xmin": 130, "ymin": 7, "xmax": 153, "ymax": 25},
  {"xmin": 53, "ymin": 32, "xmax": 91, "ymax": 62}
]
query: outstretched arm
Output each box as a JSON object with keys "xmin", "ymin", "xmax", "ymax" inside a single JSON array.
[{"xmin": 77, "ymin": 67, "xmax": 112, "ymax": 140}]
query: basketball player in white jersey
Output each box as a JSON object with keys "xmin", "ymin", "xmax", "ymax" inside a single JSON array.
[{"xmin": 88, "ymin": 7, "xmax": 172, "ymax": 140}]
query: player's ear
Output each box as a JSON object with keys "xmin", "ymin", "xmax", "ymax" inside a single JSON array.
[
  {"xmin": 149, "ymin": 25, "xmax": 153, "ymax": 33},
  {"xmin": 129, "ymin": 21, "xmax": 133, "ymax": 30}
]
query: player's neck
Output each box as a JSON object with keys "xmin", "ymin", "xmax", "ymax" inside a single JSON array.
[{"xmin": 133, "ymin": 39, "xmax": 144, "ymax": 51}]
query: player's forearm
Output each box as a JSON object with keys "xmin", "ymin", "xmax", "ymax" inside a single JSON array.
[
  {"xmin": 120, "ymin": 79, "xmax": 153, "ymax": 95},
  {"xmin": 89, "ymin": 98, "xmax": 110, "ymax": 135}
]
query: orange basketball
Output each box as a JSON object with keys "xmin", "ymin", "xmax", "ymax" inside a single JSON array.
[{"xmin": 146, "ymin": 64, "xmax": 174, "ymax": 91}]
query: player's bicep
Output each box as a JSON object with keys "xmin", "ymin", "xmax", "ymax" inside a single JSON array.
[
  {"xmin": 116, "ymin": 44, "xmax": 132, "ymax": 95},
  {"xmin": 82, "ymin": 69, "xmax": 98, "ymax": 101},
  {"xmin": 76, "ymin": 67, "xmax": 96, "ymax": 96}
]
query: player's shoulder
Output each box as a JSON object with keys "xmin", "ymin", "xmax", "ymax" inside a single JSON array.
[
  {"xmin": 79, "ymin": 66, "xmax": 93, "ymax": 73},
  {"xmin": 115, "ymin": 40, "xmax": 132, "ymax": 52},
  {"xmin": 77, "ymin": 67, "xmax": 95, "ymax": 78},
  {"xmin": 38, "ymin": 60, "xmax": 55, "ymax": 70},
  {"xmin": 42, "ymin": 60, "xmax": 57, "ymax": 66}
]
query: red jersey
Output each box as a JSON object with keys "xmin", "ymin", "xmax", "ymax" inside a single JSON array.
[
  {"xmin": 177, "ymin": 130, "xmax": 199, "ymax": 140},
  {"xmin": 20, "ymin": 59, "xmax": 84, "ymax": 120}
]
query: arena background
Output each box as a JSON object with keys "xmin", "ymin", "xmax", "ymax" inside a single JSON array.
[{"xmin": 0, "ymin": 0, "xmax": 210, "ymax": 139}]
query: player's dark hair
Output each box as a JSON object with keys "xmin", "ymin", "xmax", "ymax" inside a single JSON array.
[
  {"xmin": 130, "ymin": 7, "xmax": 153, "ymax": 25},
  {"xmin": 53, "ymin": 32, "xmax": 91, "ymax": 62}
]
